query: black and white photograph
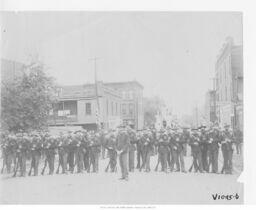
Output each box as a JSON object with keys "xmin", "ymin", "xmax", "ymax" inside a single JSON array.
[{"xmin": 0, "ymin": 10, "xmax": 244, "ymax": 205}]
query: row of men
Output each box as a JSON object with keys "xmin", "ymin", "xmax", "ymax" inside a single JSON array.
[{"xmin": 0, "ymin": 125, "xmax": 243, "ymax": 179}]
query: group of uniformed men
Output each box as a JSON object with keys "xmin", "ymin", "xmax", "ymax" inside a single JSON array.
[{"xmin": 0, "ymin": 123, "xmax": 243, "ymax": 181}]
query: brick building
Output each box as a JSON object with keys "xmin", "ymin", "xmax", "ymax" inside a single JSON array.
[
  {"xmin": 105, "ymin": 81, "xmax": 144, "ymax": 130},
  {"xmin": 215, "ymin": 37, "xmax": 243, "ymax": 130}
]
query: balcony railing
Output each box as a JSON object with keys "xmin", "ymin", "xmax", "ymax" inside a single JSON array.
[{"xmin": 48, "ymin": 115, "xmax": 78, "ymax": 125}]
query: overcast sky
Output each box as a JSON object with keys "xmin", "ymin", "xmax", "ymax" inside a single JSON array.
[{"xmin": 1, "ymin": 12, "xmax": 242, "ymax": 116}]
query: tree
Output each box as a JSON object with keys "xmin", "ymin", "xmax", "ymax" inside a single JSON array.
[
  {"xmin": 1, "ymin": 62, "xmax": 57, "ymax": 132},
  {"xmin": 143, "ymin": 96, "xmax": 165, "ymax": 127}
]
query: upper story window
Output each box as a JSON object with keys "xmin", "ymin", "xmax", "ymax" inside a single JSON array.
[
  {"xmin": 129, "ymin": 91, "xmax": 133, "ymax": 99},
  {"xmin": 129, "ymin": 103, "xmax": 134, "ymax": 116},
  {"xmin": 116, "ymin": 102, "xmax": 118, "ymax": 115},
  {"xmin": 125, "ymin": 92, "xmax": 129, "ymax": 99},
  {"xmin": 85, "ymin": 103, "xmax": 92, "ymax": 115},
  {"xmin": 111, "ymin": 101, "xmax": 114, "ymax": 116},
  {"xmin": 106, "ymin": 99, "xmax": 109, "ymax": 116},
  {"xmin": 122, "ymin": 104, "xmax": 127, "ymax": 115},
  {"xmin": 122, "ymin": 91, "xmax": 126, "ymax": 99}
]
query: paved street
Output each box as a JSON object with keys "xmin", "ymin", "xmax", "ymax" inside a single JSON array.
[{"xmin": 0, "ymin": 153, "xmax": 243, "ymax": 204}]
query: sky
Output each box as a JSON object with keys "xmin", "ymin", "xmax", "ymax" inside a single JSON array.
[{"xmin": 1, "ymin": 12, "xmax": 242, "ymax": 116}]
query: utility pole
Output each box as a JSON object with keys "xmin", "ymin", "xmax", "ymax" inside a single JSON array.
[{"xmin": 89, "ymin": 57, "xmax": 101, "ymax": 129}]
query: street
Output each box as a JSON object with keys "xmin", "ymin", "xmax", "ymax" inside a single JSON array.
[{"xmin": 0, "ymin": 153, "xmax": 243, "ymax": 204}]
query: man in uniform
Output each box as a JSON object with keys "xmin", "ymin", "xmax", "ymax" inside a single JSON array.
[
  {"xmin": 221, "ymin": 125, "xmax": 234, "ymax": 174},
  {"xmin": 117, "ymin": 126, "xmax": 130, "ymax": 180},
  {"xmin": 13, "ymin": 133, "xmax": 29, "ymax": 177},
  {"xmin": 91, "ymin": 132, "xmax": 101, "ymax": 173},
  {"xmin": 67, "ymin": 132, "xmax": 76, "ymax": 172},
  {"xmin": 200, "ymin": 126, "xmax": 209, "ymax": 172},
  {"xmin": 105, "ymin": 131, "xmax": 117, "ymax": 172},
  {"xmin": 171, "ymin": 129, "xmax": 186, "ymax": 173},
  {"xmin": 208, "ymin": 126, "xmax": 221, "ymax": 173},
  {"xmin": 128, "ymin": 128, "xmax": 137, "ymax": 172},
  {"xmin": 28, "ymin": 134, "xmax": 42, "ymax": 176},
  {"xmin": 189, "ymin": 129, "xmax": 203, "ymax": 173},
  {"xmin": 41, "ymin": 135, "xmax": 57, "ymax": 175},
  {"xmin": 136, "ymin": 131, "xmax": 143, "ymax": 169},
  {"xmin": 73, "ymin": 132, "xmax": 84, "ymax": 173},
  {"xmin": 56, "ymin": 133, "xmax": 70, "ymax": 174},
  {"xmin": 157, "ymin": 132, "xmax": 169, "ymax": 173},
  {"xmin": 139, "ymin": 130, "xmax": 153, "ymax": 172}
]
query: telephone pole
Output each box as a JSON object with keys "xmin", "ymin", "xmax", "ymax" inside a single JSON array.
[{"xmin": 89, "ymin": 57, "xmax": 101, "ymax": 129}]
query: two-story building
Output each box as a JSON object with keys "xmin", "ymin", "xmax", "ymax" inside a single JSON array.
[{"xmin": 48, "ymin": 82, "xmax": 122, "ymax": 130}]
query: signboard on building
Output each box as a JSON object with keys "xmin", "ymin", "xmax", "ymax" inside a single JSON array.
[
  {"xmin": 219, "ymin": 104, "xmax": 232, "ymax": 126},
  {"xmin": 58, "ymin": 110, "xmax": 70, "ymax": 116}
]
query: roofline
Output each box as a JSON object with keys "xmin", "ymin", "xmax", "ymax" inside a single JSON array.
[{"xmin": 104, "ymin": 81, "xmax": 144, "ymax": 89}]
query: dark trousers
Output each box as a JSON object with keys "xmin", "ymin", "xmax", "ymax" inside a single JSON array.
[
  {"xmin": 30, "ymin": 151, "xmax": 40, "ymax": 176},
  {"xmin": 159, "ymin": 151, "xmax": 167, "ymax": 172},
  {"xmin": 109, "ymin": 150, "xmax": 117, "ymax": 172},
  {"xmin": 201, "ymin": 148, "xmax": 209, "ymax": 172},
  {"xmin": 15, "ymin": 153, "xmax": 26, "ymax": 177},
  {"xmin": 145, "ymin": 151, "xmax": 151, "ymax": 171},
  {"xmin": 68, "ymin": 151, "xmax": 75, "ymax": 172},
  {"xmin": 192, "ymin": 150, "xmax": 203, "ymax": 172},
  {"xmin": 129, "ymin": 150, "xmax": 135, "ymax": 171},
  {"xmin": 46, "ymin": 152, "xmax": 55, "ymax": 175},
  {"xmin": 136, "ymin": 149, "xmax": 143, "ymax": 168},
  {"xmin": 75, "ymin": 150, "xmax": 84, "ymax": 173},
  {"xmin": 5, "ymin": 153, "xmax": 13, "ymax": 173},
  {"xmin": 208, "ymin": 149, "xmax": 219, "ymax": 173},
  {"xmin": 59, "ymin": 152, "xmax": 68, "ymax": 173},
  {"xmin": 140, "ymin": 149, "xmax": 147, "ymax": 170},
  {"xmin": 119, "ymin": 152, "xmax": 128, "ymax": 178},
  {"xmin": 177, "ymin": 151, "xmax": 185, "ymax": 172},
  {"xmin": 222, "ymin": 149, "xmax": 233, "ymax": 174},
  {"xmin": 84, "ymin": 151, "xmax": 90, "ymax": 171},
  {"xmin": 91, "ymin": 152, "xmax": 99, "ymax": 172},
  {"xmin": 167, "ymin": 150, "xmax": 171, "ymax": 169}
]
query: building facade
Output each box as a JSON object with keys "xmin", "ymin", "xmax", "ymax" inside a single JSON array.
[
  {"xmin": 215, "ymin": 37, "xmax": 243, "ymax": 130},
  {"xmin": 48, "ymin": 82, "xmax": 122, "ymax": 130},
  {"xmin": 204, "ymin": 90, "xmax": 217, "ymax": 125},
  {"xmin": 105, "ymin": 81, "xmax": 144, "ymax": 130}
]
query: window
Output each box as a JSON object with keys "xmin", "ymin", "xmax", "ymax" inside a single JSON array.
[
  {"xmin": 116, "ymin": 102, "xmax": 118, "ymax": 115},
  {"xmin": 85, "ymin": 103, "xmax": 91, "ymax": 115},
  {"xmin": 125, "ymin": 92, "xmax": 129, "ymax": 99},
  {"xmin": 129, "ymin": 103, "xmax": 134, "ymax": 116},
  {"xmin": 122, "ymin": 104, "xmax": 127, "ymax": 115},
  {"xmin": 111, "ymin": 101, "xmax": 114, "ymax": 116},
  {"xmin": 106, "ymin": 99, "xmax": 109, "ymax": 116},
  {"xmin": 129, "ymin": 91, "xmax": 133, "ymax": 99},
  {"xmin": 122, "ymin": 91, "xmax": 126, "ymax": 99}
]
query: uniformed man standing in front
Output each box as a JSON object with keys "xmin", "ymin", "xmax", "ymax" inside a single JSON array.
[
  {"xmin": 105, "ymin": 131, "xmax": 117, "ymax": 172},
  {"xmin": 189, "ymin": 129, "xmax": 203, "ymax": 173},
  {"xmin": 158, "ymin": 132, "xmax": 169, "ymax": 173},
  {"xmin": 116, "ymin": 126, "xmax": 130, "ymax": 181}
]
